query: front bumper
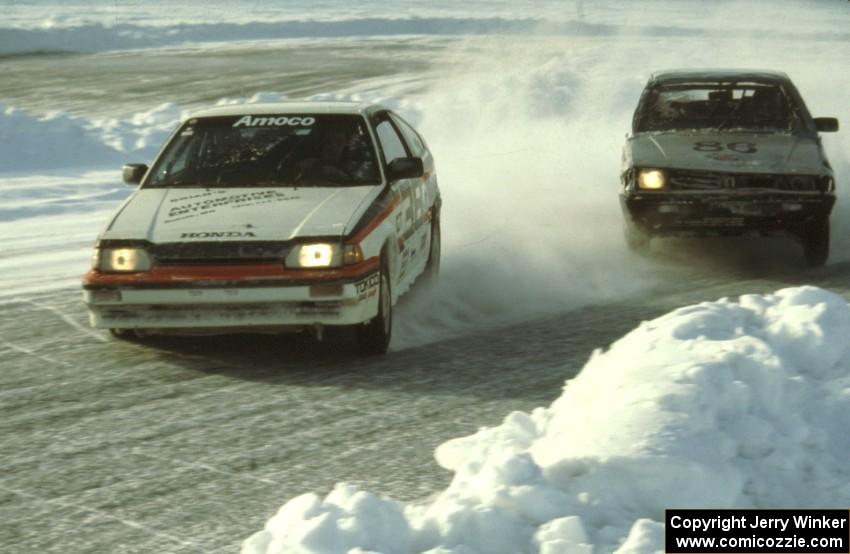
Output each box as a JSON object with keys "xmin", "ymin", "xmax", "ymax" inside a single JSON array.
[
  {"xmin": 82, "ymin": 259, "xmax": 381, "ymax": 332},
  {"xmin": 620, "ymin": 191, "xmax": 835, "ymax": 238}
]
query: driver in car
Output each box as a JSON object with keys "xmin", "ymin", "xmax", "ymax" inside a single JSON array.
[{"xmin": 297, "ymin": 123, "xmax": 376, "ymax": 183}]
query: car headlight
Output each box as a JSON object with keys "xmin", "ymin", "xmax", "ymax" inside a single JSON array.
[
  {"xmin": 787, "ymin": 176, "xmax": 816, "ymax": 191},
  {"xmin": 95, "ymin": 247, "xmax": 153, "ymax": 272},
  {"xmin": 637, "ymin": 169, "xmax": 667, "ymax": 190},
  {"xmin": 285, "ymin": 243, "xmax": 364, "ymax": 268}
]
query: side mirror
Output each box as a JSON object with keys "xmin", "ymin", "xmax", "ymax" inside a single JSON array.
[
  {"xmin": 386, "ymin": 157, "xmax": 424, "ymax": 181},
  {"xmin": 814, "ymin": 117, "xmax": 839, "ymax": 133},
  {"xmin": 122, "ymin": 163, "xmax": 148, "ymax": 185}
]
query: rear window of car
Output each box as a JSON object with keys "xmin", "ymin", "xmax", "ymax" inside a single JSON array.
[
  {"xmin": 635, "ymin": 81, "xmax": 793, "ymax": 133},
  {"xmin": 146, "ymin": 114, "xmax": 380, "ymax": 188}
]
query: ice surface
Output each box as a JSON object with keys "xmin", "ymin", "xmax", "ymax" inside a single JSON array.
[{"xmin": 242, "ymin": 287, "xmax": 850, "ymax": 553}]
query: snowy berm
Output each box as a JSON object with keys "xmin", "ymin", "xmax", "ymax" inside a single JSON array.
[{"xmin": 242, "ymin": 286, "xmax": 850, "ymax": 554}]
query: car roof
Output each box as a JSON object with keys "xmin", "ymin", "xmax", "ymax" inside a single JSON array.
[
  {"xmin": 649, "ymin": 68, "xmax": 792, "ymax": 85},
  {"xmin": 186, "ymin": 101, "xmax": 384, "ymax": 120}
]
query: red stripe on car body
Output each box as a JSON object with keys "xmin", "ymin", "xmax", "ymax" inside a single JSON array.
[{"xmin": 83, "ymin": 258, "xmax": 380, "ymax": 287}]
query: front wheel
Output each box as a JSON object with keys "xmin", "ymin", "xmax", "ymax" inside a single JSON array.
[
  {"xmin": 356, "ymin": 260, "xmax": 392, "ymax": 355},
  {"xmin": 802, "ymin": 220, "xmax": 830, "ymax": 267}
]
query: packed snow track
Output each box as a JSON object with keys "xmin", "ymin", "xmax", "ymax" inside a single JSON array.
[{"xmin": 3, "ymin": 261, "xmax": 850, "ymax": 552}]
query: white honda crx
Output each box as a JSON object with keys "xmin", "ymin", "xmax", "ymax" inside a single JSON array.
[{"xmin": 83, "ymin": 102, "xmax": 441, "ymax": 354}]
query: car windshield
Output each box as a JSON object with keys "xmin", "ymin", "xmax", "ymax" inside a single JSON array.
[
  {"xmin": 635, "ymin": 81, "xmax": 794, "ymax": 133},
  {"xmin": 146, "ymin": 114, "xmax": 381, "ymax": 188}
]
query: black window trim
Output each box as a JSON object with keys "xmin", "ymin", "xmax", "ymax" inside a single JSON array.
[
  {"xmin": 388, "ymin": 112, "xmax": 427, "ymax": 157},
  {"xmin": 370, "ymin": 110, "xmax": 414, "ymax": 169}
]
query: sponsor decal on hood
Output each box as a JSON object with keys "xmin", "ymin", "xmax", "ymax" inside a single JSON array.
[
  {"xmin": 164, "ymin": 189, "xmax": 299, "ymax": 224},
  {"xmin": 180, "ymin": 231, "xmax": 257, "ymax": 239},
  {"xmin": 102, "ymin": 186, "xmax": 380, "ymax": 243}
]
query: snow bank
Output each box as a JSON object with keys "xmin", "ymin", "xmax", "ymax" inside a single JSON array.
[
  {"xmin": 243, "ymin": 286, "xmax": 850, "ymax": 553},
  {"xmin": 4, "ymin": 0, "xmax": 848, "ymax": 54},
  {"xmin": 0, "ymin": 102, "xmax": 178, "ymax": 172},
  {"xmin": 0, "ymin": 94, "xmax": 295, "ymax": 173},
  {"xmin": 0, "ymin": 104, "xmax": 124, "ymax": 171},
  {"xmin": 0, "ymin": 18, "xmax": 562, "ymax": 54}
]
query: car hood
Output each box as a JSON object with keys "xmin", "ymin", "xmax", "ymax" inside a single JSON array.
[
  {"xmin": 101, "ymin": 186, "xmax": 380, "ymax": 243},
  {"xmin": 627, "ymin": 132, "xmax": 826, "ymax": 174}
]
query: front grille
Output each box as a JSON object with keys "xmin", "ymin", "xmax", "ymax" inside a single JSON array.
[
  {"xmin": 150, "ymin": 242, "xmax": 291, "ymax": 265},
  {"xmin": 100, "ymin": 301, "xmax": 343, "ymax": 320},
  {"xmin": 668, "ymin": 171, "xmax": 819, "ymax": 192},
  {"xmin": 669, "ymin": 173, "xmax": 726, "ymax": 189}
]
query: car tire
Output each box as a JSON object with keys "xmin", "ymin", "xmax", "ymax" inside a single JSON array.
[
  {"xmin": 356, "ymin": 257, "xmax": 392, "ymax": 355},
  {"xmin": 422, "ymin": 215, "xmax": 441, "ymax": 285},
  {"xmin": 802, "ymin": 220, "xmax": 830, "ymax": 267}
]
